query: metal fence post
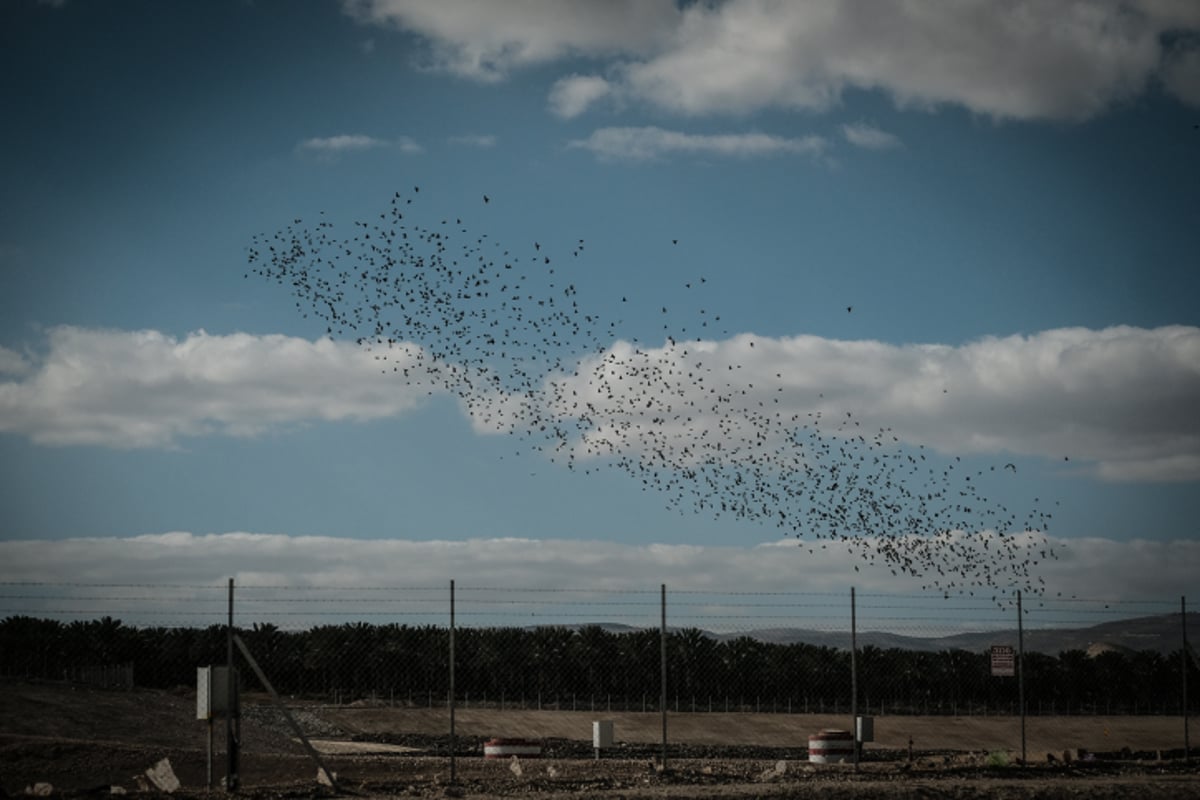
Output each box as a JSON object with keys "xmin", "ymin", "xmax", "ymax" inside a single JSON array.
[
  {"xmin": 1184, "ymin": 595, "xmax": 1190, "ymax": 761},
  {"xmin": 660, "ymin": 583, "xmax": 668, "ymax": 772},
  {"xmin": 1018, "ymin": 590, "xmax": 1026, "ymax": 767},
  {"xmin": 450, "ymin": 579, "xmax": 456, "ymax": 784},
  {"xmin": 850, "ymin": 586, "xmax": 858, "ymax": 770},
  {"xmin": 226, "ymin": 577, "xmax": 238, "ymax": 791}
]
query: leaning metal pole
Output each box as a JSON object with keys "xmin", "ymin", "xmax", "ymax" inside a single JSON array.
[{"xmin": 233, "ymin": 634, "xmax": 337, "ymax": 791}]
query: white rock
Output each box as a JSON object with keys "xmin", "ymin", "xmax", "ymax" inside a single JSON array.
[
  {"xmin": 509, "ymin": 755, "xmax": 523, "ymax": 777},
  {"xmin": 145, "ymin": 758, "xmax": 180, "ymax": 793}
]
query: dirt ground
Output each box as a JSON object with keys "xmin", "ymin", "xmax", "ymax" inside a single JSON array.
[{"xmin": 2, "ymin": 679, "xmax": 1198, "ymax": 799}]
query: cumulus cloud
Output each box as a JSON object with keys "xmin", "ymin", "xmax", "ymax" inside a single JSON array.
[
  {"xmin": 841, "ymin": 122, "xmax": 902, "ymax": 150},
  {"xmin": 548, "ymin": 74, "xmax": 613, "ymax": 118},
  {"xmin": 3, "ymin": 324, "xmax": 1197, "ymax": 482},
  {"xmin": 0, "ymin": 345, "xmax": 31, "ymax": 377},
  {"xmin": 340, "ymin": 0, "xmax": 678, "ymax": 82},
  {"xmin": 532, "ymin": 325, "xmax": 1200, "ymax": 482},
  {"xmin": 344, "ymin": 0, "xmax": 1200, "ymax": 121},
  {"xmin": 0, "ymin": 327, "xmax": 444, "ymax": 448},
  {"xmin": 567, "ymin": 126, "xmax": 828, "ymax": 161},
  {"xmin": 0, "ymin": 532, "xmax": 1193, "ymax": 629}
]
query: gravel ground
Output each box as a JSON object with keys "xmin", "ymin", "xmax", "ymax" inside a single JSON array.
[{"xmin": 3, "ymin": 680, "xmax": 1198, "ymax": 799}]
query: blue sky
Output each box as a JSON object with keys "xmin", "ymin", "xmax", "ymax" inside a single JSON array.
[{"xmin": 1, "ymin": 0, "xmax": 1199, "ymax": 617}]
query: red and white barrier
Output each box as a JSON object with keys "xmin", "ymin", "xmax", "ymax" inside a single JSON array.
[{"xmin": 808, "ymin": 729, "xmax": 854, "ymax": 763}]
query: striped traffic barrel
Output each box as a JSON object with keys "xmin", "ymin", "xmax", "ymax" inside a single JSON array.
[
  {"xmin": 483, "ymin": 738, "xmax": 542, "ymax": 758},
  {"xmin": 808, "ymin": 729, "xmax": 854, "ymax": 763}
]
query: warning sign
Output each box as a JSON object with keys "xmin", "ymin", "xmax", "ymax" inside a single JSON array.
[{"xmin": 991, "ymin": 645, "xmax": 1016, "ymax": 677}]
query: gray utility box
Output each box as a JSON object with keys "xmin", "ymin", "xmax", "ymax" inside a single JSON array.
[
  {"xmin": 856, "ymin": 715, "xmax": 874, "ymax": 743},
  {"xmin": 593, "ymin": 720, "xmax": 614, "ymax": 749},
  {"xmin": 197, "ymin": 666, "xmax": 240, "ymax": 720}
]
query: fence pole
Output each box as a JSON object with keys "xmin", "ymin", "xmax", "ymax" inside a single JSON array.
[
  {"xmin": 1183, "ymin": 595, "xmax": 1190, "ymax": 762},
  {"xmin": 450, "ymin": 579, "xmax": 456, "ymax": 784},
  {"xmin": 850, "ymin": 586, "xmax": 858, "ymax": 770},
  {"xmin": 660, "ymin": 583, "xmax": 668, "ymax": 771},
  {"xmin": 1018, "ymin": 590, "xmax": 1026, "ymax": 767},
  {"xmin": 226, "ymin": 577, "xmax": 238, "ymax": 791}
]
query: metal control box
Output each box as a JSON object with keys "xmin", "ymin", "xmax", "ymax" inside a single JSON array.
[
  {"xmin": 592, "ymin": 720, "xmax": 614, "ymax": 749},
  {"xmin": 856, "ymin": 715, "xmax": 874, "ymax": 743},
  {"xmin": 197, "ymin": 666, "xmax": 240, "ymax": 720}
]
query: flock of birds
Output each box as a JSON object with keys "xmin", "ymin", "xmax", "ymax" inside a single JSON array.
[{"xmin": 247, "ymin": 188, "xmax": 1059, "ymax": 605}]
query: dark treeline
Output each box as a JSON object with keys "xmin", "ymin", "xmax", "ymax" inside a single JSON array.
[{"xmin": 2, "ymin": 616, "xmax": 1195, "ymax": 715}]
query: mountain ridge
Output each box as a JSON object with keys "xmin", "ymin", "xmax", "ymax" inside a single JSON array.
[
  {"xmin": 545, "ymin": 612, "xmax": 1198, "ymax": 655},
  {"xmin": 712, "ymin": 612, "xmax": 1198, "ymax": 655}
]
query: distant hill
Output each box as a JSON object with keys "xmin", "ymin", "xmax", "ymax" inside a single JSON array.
[
  {"xmin": 533, "ymin": 612, "xmax": 1197, "ymax": 656},
  {"xmin": 710, "ymin": 612, "xmax": 1198, "ymax": 656}
]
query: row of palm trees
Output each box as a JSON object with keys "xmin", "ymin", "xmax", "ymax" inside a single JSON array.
[{"xmin": 1, "ymin": 616, "xmax": 1194, "ymax": 715}]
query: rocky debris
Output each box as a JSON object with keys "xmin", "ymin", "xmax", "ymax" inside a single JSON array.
[
  {"xmin": 240, "ymin": 703, "xmax": 347, "ymax": 739},
  {"xmin": 144, "ymin": 758, "xmax": 180, "ymax": 793},
  {"xmin": 757, "ymin": 760, "xmax": 789, "ymax": 781},
  {"xmin": 22, "ymin": 784, "xmax": 52, "ymax": 797},
  {"xmin": 509, "ymin": 756, "xmax": 523, "ymax": 777},
  {"xmin": 316, "ymin": 768, "xmax": 337, "ymax": 787}
]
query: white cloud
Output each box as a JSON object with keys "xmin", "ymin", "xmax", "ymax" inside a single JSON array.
[
  {"xmin": 448, "ymin": 133, "xmax": 497, "ymax": 148},
  {"xmin": 567, "ymin": 126, "xmax": 828, "ymax": 161},
  {"xmin": 341, "ymin": 0, "xmax": 678, "ymax": 82},
  {"xmin": 841, "ymin": 122, "xmax": 902, "ymax": 150},
  {"xmin": 344, "ymin": 0, "xmax": 1200, "ymax": 121},
  {"xmin": 0, "ymin": 532, "xmax": 1193, "ymax": 629},
  {"xmin": 531, "ymin": 325, "xmax": 1200, "ymax": 482},
  {"xmin": 4, "ymin": 324, "xmax": 1197, "ymax": 482},
  {"xmin": 297, "ymin": 134, "xmax": 388, "ymax": 154},
  {"xmin": 0, "ymin": 345, "xmax": 31, "ymax": 377},
  {"xmin": 394, "ymin": 135, "xmax": 423, "ymax": 154},
  {"xmin": 616, "ymin": 1, "xmax": 1183, "ymax": 120},
  {"xmin": 295, "ymin": 134, "xmax": 421, "ymax": 159},
  {"xmin": 0, "ymin": 327, "xmax": 444, "ymax": 448},
  {"xmin": 548, "ymin": 74, "xmax": 613, "ymax": 118}
]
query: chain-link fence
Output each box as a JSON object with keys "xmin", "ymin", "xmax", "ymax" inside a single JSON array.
[{"xmin": 1, "ymin": 580, "xmax": 1196, "ymax": 778}]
